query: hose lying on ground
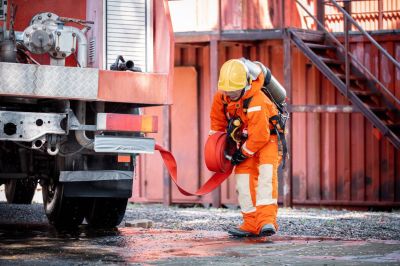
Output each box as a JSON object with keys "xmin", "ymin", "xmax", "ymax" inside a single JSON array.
[{"xmin": 155, "ymin": 132, "xmax": 233, "ymax": 196}]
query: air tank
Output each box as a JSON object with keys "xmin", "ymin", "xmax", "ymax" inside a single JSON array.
[
  {"xmin": 254, "ymin": 61, "xmax": 287, "ymax": 104},
  {"xmin": 266, "ymin": 74, "xmax": 286, "ymax": 104}
]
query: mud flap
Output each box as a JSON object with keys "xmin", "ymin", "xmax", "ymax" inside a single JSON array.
[{"xmin": 60, "ymin": 170, "xmax": 133, "ymax": 198}]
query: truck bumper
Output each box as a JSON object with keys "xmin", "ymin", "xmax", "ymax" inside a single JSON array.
[
  {"xmin": 94, "ymin": 135, "xmax": 155, "ymax": 154},
  {"xmin": 60, "ymin": 170, "xmax": 133, "ymax": 198}
]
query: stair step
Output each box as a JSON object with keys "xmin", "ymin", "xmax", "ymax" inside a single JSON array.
[
  {"xmin": 388, "ymin": 124, "xmax": 400, "ymax": 132},
  {"xmin": 351, "ymin": 90, "xmax": 376, "ymax": 97},
  {"xmin": 335, "ymin": 73, "xmax": 365, "ymax": 81},
  {"xmin": 290, "ymin": 29, "xmax": 325, "ymax": 42},
  {"xmin": 319, "ymin": 57, "xmax": 342, "ymax": 65},
  {"xmin": 306, "ymin": 43, "xmax": 336, "ymax": 50},
  {"xmin": 370, "ymin": 107, "xmax": 388, "ymax": 114}
]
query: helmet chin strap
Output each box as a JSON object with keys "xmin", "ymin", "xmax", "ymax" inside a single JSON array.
[{"xmin": 230, "ymin": 89, "xmax": 245, "ymax": 102}]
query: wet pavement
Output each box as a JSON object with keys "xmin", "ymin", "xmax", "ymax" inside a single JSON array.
[
  {"xmin": 1, "ymin": 189, "xmax": 400, "ymax": 265},
  {"xmin": 1, "ymin": 221, "xmax": 400, "ymax": 265}
]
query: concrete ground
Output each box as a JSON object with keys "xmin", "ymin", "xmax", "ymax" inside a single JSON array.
[
  {"xmin": 0, "ymin": 186, "xmax": 400, "ymax": 265},
  {"xmin": 1, "ymin": 223, "xmax": 400, "ymax": 265}
]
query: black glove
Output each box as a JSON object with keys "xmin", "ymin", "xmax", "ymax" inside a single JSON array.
[{"xmin": 231, "ymin": 149, "xmax": 248, "ymax": 166}]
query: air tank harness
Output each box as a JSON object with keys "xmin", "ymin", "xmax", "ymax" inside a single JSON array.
[{"xmin": 155, "ymin": 132, "xmax": 233, "ymax": 196}]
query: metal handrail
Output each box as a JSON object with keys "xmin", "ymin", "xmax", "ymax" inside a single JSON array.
[
  {"xmin": 294, "ymin": 0, "xmax": 400, "ymax": 106},
  {"xmin": 328, "ymin": 0, "xmax": 400, "ymax": 70}
]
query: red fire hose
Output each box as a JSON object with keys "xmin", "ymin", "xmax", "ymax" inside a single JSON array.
[{"xmin": 155, "ymin": 132, "xmax": 233, "ymax": 196}]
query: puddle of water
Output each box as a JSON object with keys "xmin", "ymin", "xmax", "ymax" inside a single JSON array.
[
  {"xmin": 117, "ymin": 228, "xmax": 368, "ymax": 263},
  {"xmin": 301, "ymin": 253, "xmax": 400, "ymax": 264},
  {"xmin": 1, "ymin": 224, "xmax": 399, "ymax": 265}
]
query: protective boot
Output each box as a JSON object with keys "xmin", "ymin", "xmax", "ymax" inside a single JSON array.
[
  {"xmin": 258, "ymin": 223, "xmax": 276, "ymax": 237},
  {"xmin": 227, "ymin": 227, "xmax": 257, "ymax": 237},
  {"xmin": 228, "ymin": 212, "xmax": 258, "ymax": 237},
  {"xmin": 256, "ymin": 204, "xmax": 278, "ymax": 234}
]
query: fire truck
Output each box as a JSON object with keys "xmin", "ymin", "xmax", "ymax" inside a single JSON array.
[{"xmin": 0, "ymin": 0, "xmax": 173, "ymax": 228}]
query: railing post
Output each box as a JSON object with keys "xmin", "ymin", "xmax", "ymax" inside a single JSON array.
[
  {"xmin": 217, "ymin": 0, "xmax": 221, "ymax": 34},
  {"xmin": 316, "ymin": 0, "xmax": 325, "ymax": 31},
  {"xmin": 329, "ymin": 0, "xmax": 400, "ymax": 70},
  {"xmin": 378, "ymin": 0, "xmax": 383, "ymax": 31},
  {"xmin": 210, "ymin": 38, "xmax": 221, "ymax": 208},
  {"xmin": 163, "ymin": 105, "xmax": 172, "ymax": 206},
  {"xmin": 343, "ymin": 0, "xmax": 351, "ymax": 96},
  {"xmin": 283, "ymin": 29, "xmax": 292, "ymax": 208}
]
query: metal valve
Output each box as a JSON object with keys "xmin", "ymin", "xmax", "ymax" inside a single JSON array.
[
  {"xmin": 233, "ymin": 119, "xmax": 241, "ymax": 127},
  {"xmin": 227, "ymin": 118, "xmax": 243, "ymax": 145}
]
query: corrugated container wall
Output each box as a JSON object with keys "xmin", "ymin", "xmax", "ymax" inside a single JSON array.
[
  {"xmin": 169, "ymin": 0, "xmax": 400, "ymax": 32},
  {"xmin": 169, "ymin": 0, "xmax": 289, "ymax": 31},
  {"xmin": 291, "ymin": 34, "xmax": 400, "ymax": 207},
  {"xmin": 133, "ymin": 0, "xmax": 400, "ymax": 207},
  {"xmin": 133, "ymin": 36, "xmax": 400, "ymax": 207}
]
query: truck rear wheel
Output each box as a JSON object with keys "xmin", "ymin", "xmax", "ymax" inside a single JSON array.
[
  {"xmin": 42, "ymin": 182, "xmax": 85, "ymax": 228},
  {"xmin": 85, "ymin": 197, "xmax": 128, "ymax": 228},
  {"xmin": 5, "ymin": 178, "xmax": 37, "ymax": 204},
  {"xmin": 84, "ymin": 154, "xmax": 133, "ymax": 228}
]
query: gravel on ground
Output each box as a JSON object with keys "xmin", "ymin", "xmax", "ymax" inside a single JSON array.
[
  {"xmin": 124, "ymin": 204, "xmax": 400, "ymax": 241},
  {"xmin": 1, "ymin": 184, "xmax": 399, "ymax": 241}
]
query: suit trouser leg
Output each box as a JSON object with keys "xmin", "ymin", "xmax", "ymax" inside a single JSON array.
[
  {"xmin": 234, "ymin": 137, "xmax": 280, "ymax": 234},
  {"xmin": 255, "ymin": 137, "xmax": 280, "ymax": 232},
  {"xmin": 234, "ymin": 156, "xmax": 258, "ymax": 234}
]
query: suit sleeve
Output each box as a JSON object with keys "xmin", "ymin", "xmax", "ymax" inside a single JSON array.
[
  {"xmin": 241, "ymin": 74, "xmax": 271, "ymax": 157},
  {"xmin": 209, "ymin": 91, "xmax": 228, "ymax": 134}
]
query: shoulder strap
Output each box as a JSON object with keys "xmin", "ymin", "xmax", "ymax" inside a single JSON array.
[
  {"xmin": 221, "ymin": 94, "xmax": 229, "ymax": 120},
  {"xmin": 243, "ymin": 96, "xmax": 253, "ymax": 113}
]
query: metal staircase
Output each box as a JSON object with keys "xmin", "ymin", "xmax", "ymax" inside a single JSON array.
[{"xmin": 291, "ymin": 0, "xmax": 400, "ymax": 149}]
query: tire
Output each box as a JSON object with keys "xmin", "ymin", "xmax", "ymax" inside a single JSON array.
[
  {"xmin": 42, "ymin": 182, "xmax": 85, "ymax": 229},
  {"xmin": 85, "ymin": 197, "xmax": 128, "ymax": 228},
  {"xmin": 84, "ymin": 153, "xmax": 133, "ymax": 229},
  {"xmin": 5, "ymin": 178, "xmax": 37, "ymax": 204}
]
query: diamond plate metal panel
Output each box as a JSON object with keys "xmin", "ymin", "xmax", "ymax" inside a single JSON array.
[{"xmin": 0, "ymin": 62, "xmax": 99, "ymax": 100}]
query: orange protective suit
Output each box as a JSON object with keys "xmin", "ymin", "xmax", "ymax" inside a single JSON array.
[{"xmin": 210, "ymin": 71, "xmax": 280, "ymax": 235}]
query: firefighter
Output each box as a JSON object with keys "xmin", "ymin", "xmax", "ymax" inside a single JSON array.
[{"xmin": 209, "ymin": 58, "xmax": 280, "ymax": 237}]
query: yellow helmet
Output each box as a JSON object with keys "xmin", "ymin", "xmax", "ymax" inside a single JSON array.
[{"xmin": 218, "ymin": 59, "xmax": 249, "ymax": 92}]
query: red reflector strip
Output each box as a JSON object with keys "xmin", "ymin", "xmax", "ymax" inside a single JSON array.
[
  {"xmin": 97, "ymin": 113, "xmax": 158, "ymax": 133},
  {"xmin": 118, "ymin": 155, "xmax": 131, "ymax": 163}
]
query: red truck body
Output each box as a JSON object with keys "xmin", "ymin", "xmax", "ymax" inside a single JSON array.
[{"xmin": 0, "ymin": 0, "xmax": 174, "ymax": 228}]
